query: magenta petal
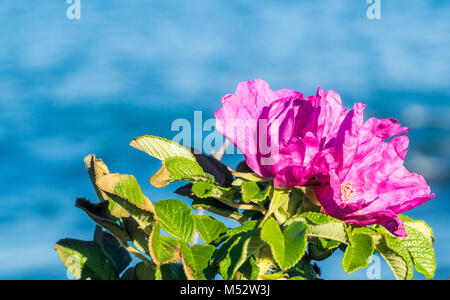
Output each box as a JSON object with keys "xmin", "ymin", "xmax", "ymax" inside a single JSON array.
[
  {"xmin": 381, "ymin": 215, "xmax": 407, "ymax": 237},
  {"xmin": 222, "ymin": 79, "xmax": 279, "ymax": 115},
  {"xmin": 214, "ymin": 79, "xmax": 301, "ymax": 177},
  {"xmin": 275, "ymin": 88, "xmax": 303, "ymax": 100},
  {"xmin": 316, "ymin": 183, "xmax": 408, "ymax": 237},
  {"xmin": 311, "ymin": 87, "xmax": 347, "ymax": 147},
  {"xmin": 268, "ymin": 87, "xmax": 349, "ymax": 188},
  {"xmin": 215, "ymin": 80, "xmax": 349, "ymax": 184},
  {"xmin": 272, "ymin": 137, "xmax": 309, "ymax": 188},
  {"xmin": 334, "ymin": 103, "xmax": 366, "ymax": 180},
  {"xmin": 377, "ymin": 166, "xmax": 435, "ymax": 214},
  {"xmin": 345, "ymin": 209, "xmax": 407, "ymax": 237},
  {"xmin": 315, "ymin": 108, "xmax": 433, "ymax": 236},
  {"xmin": 364, "ymin": 117, "xmax": 409, "ymax": 139}
]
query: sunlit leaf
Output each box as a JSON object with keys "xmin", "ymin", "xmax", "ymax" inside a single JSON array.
[
  {"xmin": 97, "ymin": 175, "xmax": 156, "ymax": 234},
  {"xmin": 194, "ymin": 215, "xmax": 227, "ymax": 245},
  {"xmin": 342, "ymin": 234, "xmax": 374, "ymax": 273},
  {"xmin": 55, "ymin": 238, "xmax": 117, "ymax": 280},
  {"xmin": 401, "ymin": 227, "xmax": 436, "ymax": 279},
  {"xmin": 149, "ymin": 222, "xmax": 181, "ymax": 265},
  {"xmin": 372, "ymin": 234, "xmax": 413, "ymax": 280},
  {"xmin": 286, "ymin": 213, "xmax": 351, "ymax": 245},
  {"xmin": 154, "ymin": 199, "xmax": 195, "ymax": 243},
  {"xmin": 261, "ymin": 218, "xmax": 308, "ymax": 270},
  {"xmin": 130, "ymin": 135, "xmax": 195, "ymax": 161},
  {"xmin": 180, "ymin": 243, "xmax": 215, "ymax": 280}
]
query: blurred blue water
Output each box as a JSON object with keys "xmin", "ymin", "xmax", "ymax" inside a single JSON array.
[{"xmin": 0, "ymin": 0, "xmax": 449, "ymax": 279}]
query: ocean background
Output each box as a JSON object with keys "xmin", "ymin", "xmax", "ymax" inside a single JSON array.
[{"xmin": 0, "ymin": 0, "xmax": 448, "ymax": 279}]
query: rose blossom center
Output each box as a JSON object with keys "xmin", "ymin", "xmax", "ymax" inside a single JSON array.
[{"xmin": 341, "ymin": 182, "xmax": 356, "ymax": 204}]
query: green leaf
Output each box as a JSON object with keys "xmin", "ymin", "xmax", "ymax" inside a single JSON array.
[
  {"xmin": 274, "ymin": 188, "xmax": 302, "ymax": 224},
  {"xmin": 123, "ymin": 218, "xmax": 150, "ymax": 254},
  {"xmin": 342, "ymin": 234, "xmax": 374, "ymax": 273},
  {"xmin": 193, "ymin": 215, "xmax": 227, "ymax": 244},
  {"xmin": 245, "ymin": 183, "xmax": 272, "ymax": 204},
  {"xmin": 189, "ymin": 180, "xmax": 264, "ymax": 215},
  {"xmin": 261, "ymin": 218, "xmax": 308, "ymax": 270},
  {"xmin": 94, "ymin": 227, "xmax": 132, "ymax": 274},
  {"xmin": 150, "ymin": 157, "xmax": 208, "ymax": 188},
  {"xmin": 401, "ymin": 227, "xmax": 436, "ymax": 279},
  {"xmin": 308, "ymin": 238, "xmax": 340, "ymax": 261},
  {"xmin": 83, "ymin": 155, "xmax": 129, "ymax": 219},
  {"xmin": 231, "ymin": 170, "xmax": 270, "ymax": 182},
  {"xmin": 288, "ymin": 276, "xmax": 306, "ymax": 280},
  {"xmin": 214, "ymin": 220, "xmax": 260, "ymax": 244},
  {"xmin": 241, "ymin": 181, "xmax": 272, "ymax": 203},
  {"xmin": 154, "ymin": 199, "xmax": 195, "ymax": 243},
  {"xmin": 287, "ymin": 213, "xmax": 351, "ymax": 245},
  {"xmin": 351, "ymin": 226, "xmax": 378, "ymax": 236},
  {"xmin": 192, "ymin": 197, "xmax": 248, "ymax": 224},
  {"xmin": 134, "ymin": 262, "xmax": 158, "ymax": 280},
  {"xmin": 212, "ymin": 221, "xmax": 262, "ymax": 279},
  {"xmin": 130, "ymin": 136, "xmax": 208, "ymax": 188},
  {"xmin": 319, "ymin": 237, "xmax": 341, "ymax": 250},
  {"xmin": 96, "ymin": 173, "xmax": 155, "ymax": 213},
  {"xmin": 264, "ymin": 189, "xmax": 291, "ymax": 223},
  {"xmin": 84, "ymin": 155, "xmax": 110, "ymax": 203},
  {"xmin": 400, "ymin": 215, "xmax": 434, "ymax": 244},
  {"xmin": 191, "ymin": 181, "xmax": 214, "ymax": 198},
  {"xmin": 301, "ymin": 211, "xmax": 341, "ymax": 225},
  {"xmin": 238, "ymin": 257, "xmax": 260, "ymax": 280},
  {"xmin": 219, "ymin": 233, "xmax": 264, "ymax": 280},
  {"xmin": 148, "ymin": 162, "xmax": 172, "ymax": 188},
  {"xmin": 295, "ymin": 187, "xmax": 321, "ymax": 214},
  {"xmin": 307, "ymin": 222, "xmax": 350, "ymax": 245},
  {"xmin": 303, "ymin": 212, "xmax": 353, "ymax": 245},
  {"xmin": 180, "ymin": 243, "xmax": 215, "ymax": 280},
  {"xmin": 191, "ymin": 181, "xmax": 233, "ymax": 200},
  {"xmin": 55, "ymin": 238, "xmax": 117, "ymax": 280},
  {"xmin": 130, "ymin": 135, "xmax": 195, "ymax": 161},
  {"xmin": 372, "ymin": 234, "xmax": 413, "ymax": 280},
  {"xmin": 189, "ymin": 149, "xmax": 234, "ymax": 187},
  {"xmin": 149, "ymin": 222, "xmax": 181, "ymax": 265},
  {"xmin": 75, "ymin": 198, "xmax": 131, "ymax": 244},
  {"xmin": 375, "ymin": 225, "xmax": 435, "ymax": 279},
  {"xmin": 288, "ymin": 260, "xmax": 321, "ymax": 280},
  {"xmin": 97, "ymin": 175, "xmax": 156, "ymax": 234},
  {"xmin": 165, "ymin": 157, "xmax": 206, "ymax": 181},
  {"xmin": 112, "ymin": 174, "xmax": 148, "ymax": 208},
  {"xmin": 231, "ymin": 178, "xmax": 247, "ymax": 187},
  {"xmin": 176, "ymin": 183, "xmax": 248, "ymax": 224},
  {"xmin": 159, "ymin": 263, "xmax": 187, "ymax": 280},
  {"xmin": 241, "ymin": 181, "xmax": 261, "ymax": 203},
  {"xmin": 102, "ymin": 173, "xmax": 154, "ymax": 218},
  {"xmin": 134, "ymin": 262, "xmax": 186, "ymax": 280},
  {"xmin": 258, "ymin": 273, "xmax": 287, "ymax": 280}
]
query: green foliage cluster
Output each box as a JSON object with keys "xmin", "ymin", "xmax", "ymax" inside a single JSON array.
[{"xmin": 55, "ymin": 136, "xmax": 436, "ymax": 280}]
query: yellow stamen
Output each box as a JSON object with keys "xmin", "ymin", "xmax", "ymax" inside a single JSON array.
[{"xmin": 341, "ymin": 182, "xmax": 356, "ymax": 204}]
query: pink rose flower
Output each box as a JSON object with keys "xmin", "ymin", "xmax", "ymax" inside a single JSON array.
[
  {"xmin": 215, "ymin": 79, "xmax": 346, "ymax": 187},
  {"xmin": 270, "ymin": 85, "xmax": 347, "ymax": 187},
  {"xmin": 314, "ymin": 103, "xmax": 434, "ymax": 236},
  {"xmin": 215, "ymin": 79, "xmax": 434, "ymax": 236}
]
